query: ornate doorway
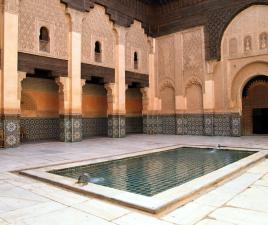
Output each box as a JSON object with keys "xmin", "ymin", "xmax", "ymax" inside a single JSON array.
[{"xmin": 242, "ymin": 75, "xmax": 268, "ymax": 135}]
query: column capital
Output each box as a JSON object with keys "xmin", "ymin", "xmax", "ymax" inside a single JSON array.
[
  {"xmin": 66, "ymin": 7, "xmax": 85, "ymax": 33},
  {"xmin": 3, "ymin": 0, "xmax": 19, "ymax": 14},
  {"xmin": 18, "ymin": 71, "xmax": 26, "ymax": 82},
  {"xmin": 206, "ymin": 60, "xmax": 218, "ymax": 75},
  {"xmin": 81, "ymin": 79, "xmax": 86, "ymax": 88},
  {"xmin": 104, "ymin": 83, "xmax": 116, "ymax": 94}
]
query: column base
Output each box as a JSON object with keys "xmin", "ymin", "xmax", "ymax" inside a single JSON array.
[
  {"xmin": 59, "ymin": 115, "xmax": 82, "ymax": 142},
  {"xmin": 0, "ymin": 115, "xmax": 20, "ymax": 148},
  {"xmin": 108, "ymin": 115, "xmax": 126, "ymax": 138}
]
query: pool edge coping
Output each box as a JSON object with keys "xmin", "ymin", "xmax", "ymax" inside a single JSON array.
[{"xmin": 19, "ymin": 145, "xmax": 267, "ymax": 214}]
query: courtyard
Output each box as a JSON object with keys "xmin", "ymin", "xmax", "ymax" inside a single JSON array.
[{"xmin": 0, "ymin": 135, "xmax": 268, "ymax": 225}]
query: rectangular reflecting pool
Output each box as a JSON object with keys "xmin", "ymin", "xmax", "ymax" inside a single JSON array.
[{"xmin": 50, "ymin": 147, "xmax": 255, "ymax": 196}]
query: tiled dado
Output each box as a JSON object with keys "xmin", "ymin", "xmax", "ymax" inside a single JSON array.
[
  {"xmin": 59, "ymin": 115, "xmax": 82, "ymax": 142},
  {"xmin": 0, "ymin": 115, "xmax": 20, "ymax": 148},
  {"xmin": 144, "ymin": 113, "xmax": 241, "ymax": 137},
  {"xmin": 20, "ymin": 118, "xmax": 60, "ymax": 142},
  {"xmin": 143, "ymin": 115, "xmax": 162, "ymax": 134},
  {"xmin": 126, "ymin": 116, "xmax": 143, "ymax": 134},
  {"xmin": 108, "ymin": 115, "xmax": 126, "ymax": 138},
  {"xmin": 82, "ymin": 117, "xmax": 108, "ymax": 138}
]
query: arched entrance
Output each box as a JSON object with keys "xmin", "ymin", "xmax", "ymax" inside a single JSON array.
[{"xmin": 242, "ymin": 75, "xmax": 268, "ymax": 135}]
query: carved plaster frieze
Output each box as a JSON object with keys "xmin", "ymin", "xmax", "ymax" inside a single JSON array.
[
  {"xmin": 66, "ymin": 7, "xmax": 86, "ymax": 33},
  {"xmin": 3, "ymin": 0, "xmax": 19, "ymax": 14}
]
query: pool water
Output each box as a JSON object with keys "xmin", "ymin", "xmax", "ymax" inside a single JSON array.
[{"xmin": 50, "ymin": 148, "xmax": 255, "ymax": 196}]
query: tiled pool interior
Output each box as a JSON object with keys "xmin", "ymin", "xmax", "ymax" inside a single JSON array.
[{"xmin": 50, "ymin": 148, "xmax": 255, "ymax": 196}]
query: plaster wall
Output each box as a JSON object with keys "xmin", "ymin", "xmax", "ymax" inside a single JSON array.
[
  {"xmin": 18, "ymin": 0, "xmax": 68, "ymax": 59},
  {"xmin": 81, "ymin": 5, "xmax": 115, "ymax": 68},
  {"xmin": 21, "ymin": 77, "xmax": 59, "ymax": 118},
  {"xmin": 82, "ymin": 83, "xmax": 107, "ymax": 118},
  {"xmin": 125, "ymin": 21, "xmax": 149, "ymax": 74}
]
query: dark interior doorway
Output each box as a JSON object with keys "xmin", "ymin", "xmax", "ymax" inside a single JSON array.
[{"xmin": 253, "ymin": 108, "xmax": 268, "ymax": 134}]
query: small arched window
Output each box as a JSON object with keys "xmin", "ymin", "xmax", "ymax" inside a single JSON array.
[
  {"xmin": 134, "ymin": 52, "xmax": 138, "ymax": 70},
  {"xmin": 244, "ymin": 36, "xmax": 252, "ymax": 52},
  {"xmin": 39, "ymin": 26, "xmax": 50, "ymax": 53},
  {"xmin": 260, "ymin": 32, "xmax": 268, "ymax": 49},
  {"xmin": 94, "ymin": 41, "xmax": 102, "ymax": 62}
]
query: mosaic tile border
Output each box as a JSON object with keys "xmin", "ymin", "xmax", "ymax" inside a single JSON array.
[
  {"xmin": 82, "ymin": 117, "xmax": 108, "ymax": 138},
  {"xmin": 108, "ymin": 115, "xmax": 126, "ymax": 138},
  {"xmin": 60, "ymin": 115, "xmax": 82, "ymax": 142},
  {"xmin": 1, "ymin": 115, "xmax": 20, "ymax": 148},
  {"xmin": 126, "ymin": 116, "xmax": 143, "ymax": 134},
  {"xmin": 20, "ymin": 117, "xmax": 60, "ymax": 142},
  {"xmin": 144, "ymin": 113, "xmax": 242, "ymax": 137}
]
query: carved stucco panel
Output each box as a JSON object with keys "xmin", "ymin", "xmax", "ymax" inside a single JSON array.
[
  {"xmin": 125, "ymin": 21, "xmax": 149, "ymax": 74},
  {"xmin": 222, "ymin": 5, "xmax": 268, "ymax": 60},
  {"xmin": 157, "ymin": 35, "xmax": 175, "ymax": 83},
  {"xmin": 18, "ymin": 0, "xmax": 68, "ymax": 59},
  {"xmin": 82, "ymin": 5, "xmax": 115, "ymax": 68},
  {"xmin": 182, "ymin": 28, "xmax": 204, "ymax": 80}
]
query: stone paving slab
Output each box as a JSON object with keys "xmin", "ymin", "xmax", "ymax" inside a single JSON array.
[{"xmin": 0, "ymin": 135, "xmax": 268, "ymax": 225}]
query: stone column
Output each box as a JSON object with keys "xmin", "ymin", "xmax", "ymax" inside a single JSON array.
[
  {"xmin": 0, "ymin": 0, "xmax": 20, "ymax": 148},
  {"xmin": 58, "ymin": 8, "xmax": 85, "ymax": 142},
  {"xmin": 106, "ymin": 25, "xmax": 127, "ymax": 138},
  {"xmin": 203, "ymin": 61, "xmax": 216, "ymax": 136},
  {"xmin": 143, "ymin": 38, "xmax": 161, "ymax": 134}
]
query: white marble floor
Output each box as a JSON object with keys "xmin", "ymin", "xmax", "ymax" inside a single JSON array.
[{"xmin": 0, "ymin": 135, "xmax": 268, "ymax": 225}]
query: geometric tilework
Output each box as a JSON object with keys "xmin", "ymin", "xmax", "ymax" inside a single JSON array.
[
  {"xmin": 126, "ymin": 116, "xmax": 143, "ymax": 134},
  {"xmin": 2, "ymin": 115, "xmax": 20, "ymax": 148},
  {"xmin": 82, "ymin": 117, "xmax": 108, "ymax": 138},
  {"xmin": 179, "ymin": 114, "xmax": 204, "ymax": 136},
  {"xmin": 213, "ymin": 114, "xmax": 232, "ymax": 136},
  {"xmin": 143, "ymin": 115, "xmax": 161, "ymax": 134},
  {"xmin": 160, "ymin": 115, "xmax": 176, "ymax": 135},
  {"xmin": 20, "ymin": 118, "xmax": 60, "ymax": 142},
  {"xmin": 204, "ymin": 113, "xmax": 214, "ymax": 136},
  {"xmin": 108, "ymin": 115, "xmax": 126, "ymax": 138},
  {"xmin": 59, "ymin": 115, "xmax": 82, "ymax": 142},
  {"xmin": 144, "ymin": 113, "xmax": 242, "ymax": 137},
  {"xmin": 231, "ymin": 113, "xmax": 241, "ymax": 137}
]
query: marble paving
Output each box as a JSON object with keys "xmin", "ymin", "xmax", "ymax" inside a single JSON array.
[{"xmin": 0, "ymin": 135, "xmax": 268, "ymax": 225}]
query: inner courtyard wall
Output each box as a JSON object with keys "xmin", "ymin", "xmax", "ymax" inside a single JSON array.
[
  {"xmin": 82, "ymin": 83, "xmax": 108, "ymax": 138},
  {"xmin": 150, "ymin": 5, "xmax": 268, "ymax": 136},
  {"xmin": 2, "ymin": 1, "xmax": 268, "ymax": 147},
  {"xmin": 20, "ymin": 77, "xmax": 60, "ymax": 141}
]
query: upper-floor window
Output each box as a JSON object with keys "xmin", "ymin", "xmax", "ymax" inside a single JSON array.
[
  {"xmin": 39, "ymin": 26, "xmax": 50, "ymax": 53},
  {"xmin": 134, "ymin": 51, "xmax": 138, "ymax": 70},
  {"xmin": 260, "ymin": 32, "xmax": 268, "ymax": 49},
  {"xmin": 94, "ymin": 41, "xmax": 102, "ymax": 63},
  {"xmin": 244, "ymin": 36, "xmax": 252, "ymax": 52}
]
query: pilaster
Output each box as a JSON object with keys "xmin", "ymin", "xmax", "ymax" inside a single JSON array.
[
  {"xmin": 56, "ymin": 8, "xmax": 85, "ymax": 142},
  {"xmin": 104, "ymin": 25, "xmax": 128, "ymax": 138},
  {"xmin": 0, "ymin": 0, "xmax": 20, "ymax": 148}
]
